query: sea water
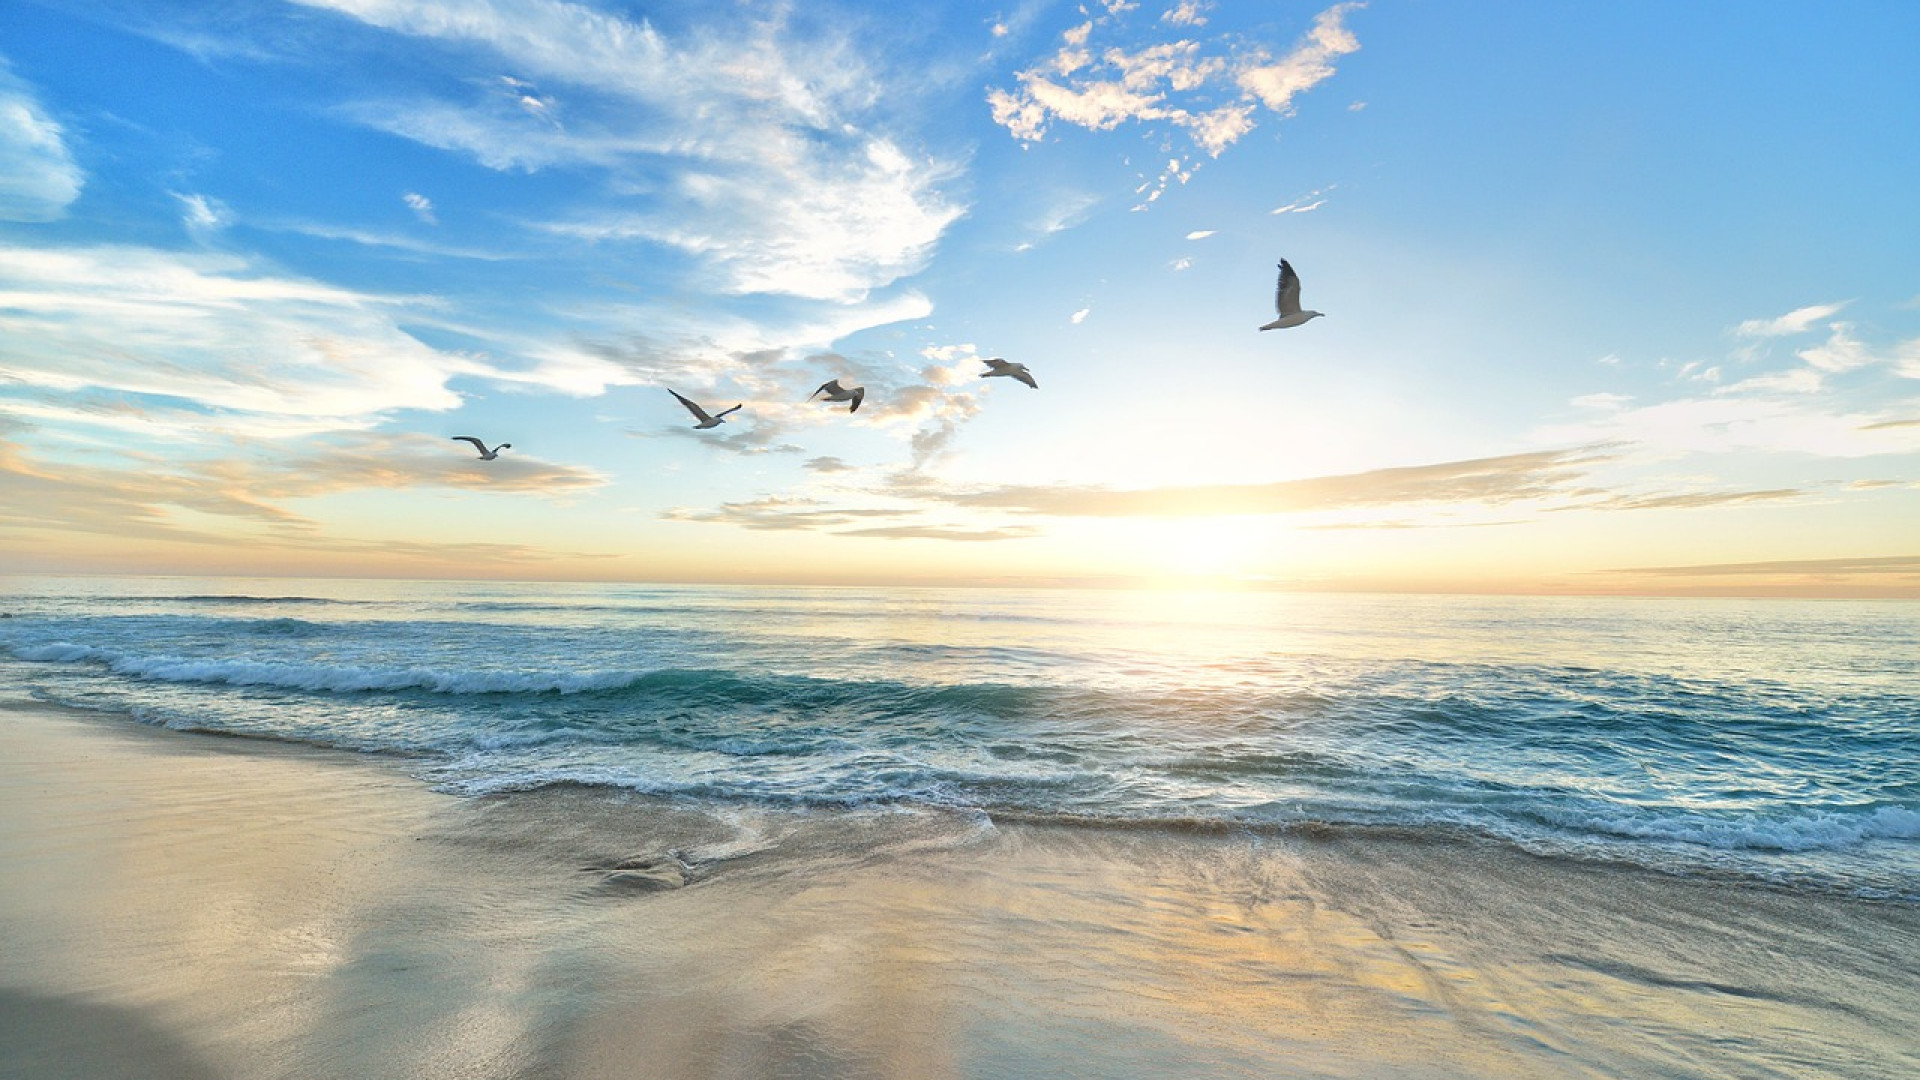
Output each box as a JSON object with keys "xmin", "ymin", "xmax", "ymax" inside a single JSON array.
[{"xmin": 2, "ymin": 576, "xmax": 1915, "ymax": 900}]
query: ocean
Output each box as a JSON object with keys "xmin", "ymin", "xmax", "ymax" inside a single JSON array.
[{"xmin": 3, "ymin": 576, "xmax": 1916, "ymax": 902}]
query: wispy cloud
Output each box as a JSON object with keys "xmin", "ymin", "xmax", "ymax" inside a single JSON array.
[
  {"xmin": 0, "ymin": 431, "xmax": 605, "ymax": 550},
  {"xmin": 1545, "ymin": 315, "xmax": 1920, "ymax": 459},
  {"xmin": 1599, "ymin": 554, "xmax": 1920, "ymax": 578},
  {"xmin": 402, "ymin": 190, "xmax": 437, "ymax": 224},
  {"xmin": 0, "ymin": 60, "xmax": 83, "ymax": 222},
  {"xmin": 173, "ymin": 192, "xmax": 231, "ymax": 234},
  {"xmin": 1560, "ymin": 488, "xmax": 1803, "ymax": 512},
  {"xmin": 1734, "ymin": 301, "xmax": 1849, "ymax": 338},
  {"xmin": 662, "ymin": 496, "xmax": 899, "ymax": 532},
  {"xmin": 923, "ymin": 446, "xmax": 1614, "ymax": 518},
  {"xmin": 299, "ymin": 0, "xmax": 965, "ymax": 303},
  {"xmin": 0, "ymin": 243, "xmax": 511, "ymax": 438}
]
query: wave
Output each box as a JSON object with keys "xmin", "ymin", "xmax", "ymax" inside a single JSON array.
[
  {"xmin": 1542, "ymin": 803, "xmax": 1920, "ymax": 852},
  {"xmin": 11, "ymin": 642, "xmax": 648, "ymax": 695},
  {"xmin": 95, "ymin": 594, "xmax": 351, "ymax": 606}
]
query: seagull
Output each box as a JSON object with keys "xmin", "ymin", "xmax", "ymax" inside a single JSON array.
[
  {"xmin": 980, "ymin": 357, "xmax": 1037, "ymax": 389},
  {"xmin": 451, "ymin": 436, "xmax": 511, "ymax": 460},
  {"xmin": 808, "ymin": 378, "xmax": 866, "ymax": 413},
  {"xmin": 1259, "ymin": 259, "xmax": 1325, "ymax": 330},
  {"xmin": 669, "ymin": 388, "xmax": 743, "ymax": 429}
]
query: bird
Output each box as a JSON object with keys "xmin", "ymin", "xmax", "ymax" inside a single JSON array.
[
  {"xmin": 980, "ymin": 357, "xmax": 1037, "ymax": 389},
  {"xmin": 669, "ymin": 388, "xmax": 743, "ymax": 429},
  {"xmin": 1258, "ymin": 259, "xmax": 1324, "ymax": 330},
  {"xmin": 808, "ymin": 378, "xmax": 866, "ymax": 413},
  {"xmin": 451, "ymin": 436, "xmax": 510, "ymax": 459}
]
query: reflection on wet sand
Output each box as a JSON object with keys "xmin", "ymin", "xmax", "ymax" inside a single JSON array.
[{"xmin": 4, "ymin": 703, "xmax": 1917, "ymax": 1080}]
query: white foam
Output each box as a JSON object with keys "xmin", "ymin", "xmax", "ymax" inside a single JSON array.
[
  {"xmin": 13, "ymin": 641, "xmax": 646, "ymax": 696},
  {"xmin": 1551, "ymin": 804, "xmax": 1920, "ymax": 852}
]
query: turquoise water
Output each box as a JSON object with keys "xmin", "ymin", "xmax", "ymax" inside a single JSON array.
[{"xmin": 3, "ymin": 577, "xmax": 1916, "ymax": 899}]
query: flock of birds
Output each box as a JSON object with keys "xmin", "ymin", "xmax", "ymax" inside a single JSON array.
[{"xmin": 453, "ymin": 259, "xmax": 1322, "ymax": 457}]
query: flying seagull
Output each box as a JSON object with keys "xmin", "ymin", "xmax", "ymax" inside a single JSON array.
[
  {"xmin": 808, "ymin": 378, "xmax": 866, "ymax": 413},
  {"xmin": 980, "ymin": 357, "xmax": 1037, "ymax": 389},
  {"xmin": 669, "ymin": 388, "xmax": 743, "ymax": 429},
  {"xmin": 1259, "ymin": 259, "xmax": 1325, "ymax": 331},
  {"xmin": 451, "ymin": 436, "xmax": 510, "ymax": 460}
]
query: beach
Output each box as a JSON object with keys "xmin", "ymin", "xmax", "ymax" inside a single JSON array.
[{"xmin": 6, "ymin": 698, "xmax": 1917, "ymax": 1080}]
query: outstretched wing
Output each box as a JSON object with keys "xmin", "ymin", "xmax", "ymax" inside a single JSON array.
[
  {"xmin": 1276, "ymin": 260, "xmax": 1303, "ymax": 317},
  {"xmin": 451, "ymin": 435, "xmax": 488, "ymax": 454},
  {"xmin": 715, "ymin": 404, "xmax": 744, "ymax": 420},
  {"xmin": 1013, "ymin": 367, "xmax": 1037, "ymax": 389},
  {"xmin": 848, "ymin": 387, "xmax": 865, "ymax": 413},
  {"xmin": 810, "ymin": 379, "xmax": 841, "ymax": 400},
  {"xmin": 668, "ymin": 389, "xmax": 712, "ymax": 423}
]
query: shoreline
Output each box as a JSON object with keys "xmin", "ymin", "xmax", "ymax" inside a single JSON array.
[{"xmin": 5, "ymin": 700, "xmax": 1919, "ymax": 1079}]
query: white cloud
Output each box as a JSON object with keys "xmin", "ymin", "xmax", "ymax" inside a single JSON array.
[
  {"xmin": 1162, "ymin": 2, "xmax": 1209, "ymax": 27},
  {"xmin": 1236, "ymin": 3, "xmax": 1363, "ymax": 114},
  {"xmin": 1795, "ymin": 322, "xmax": 1876, "ymax": 374},
  {"xmin": 403, "ymin": 190, "xmax": 437, "ymax": 224},
  {"xmin": 1185, "ymin": 229, "xmax": 1215, "ymax": 239},
  {"xmin": 1571, "ymin": 392, "xmax": 1632, "ymax": 410},
  {"xmin": 0, "ymin": 242, "xmax": 534, "ymax": 438},
  {"xmin": 1071, "ymin": 306, "xmax": 1091, "ymax": 324},
  {"xmin": 174, "ymin": 192, "xmax": 231, "ymax": 233},
  {"xmin": 299, "ymin": 0, "xmax": 964, "ymax": 303},
  {"xmin": 989, "ymin": 2, "xmax": 1363, "ymax": 172},
  {"xmin": 544, "ymin": 141, "xmax": 963, "ymax": 302},
  {"xmin": 0, "ymin": 62, "xmax": 83, "ymax": 222},
  {"xmin": 1734, "ymin": 301, "xmax": 1849, "ymax": 338}
]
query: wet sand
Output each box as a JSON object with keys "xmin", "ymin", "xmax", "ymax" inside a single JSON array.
[{"xmin": 3, "ymin": 699, "xmax": 1917, "ymax": 1079}]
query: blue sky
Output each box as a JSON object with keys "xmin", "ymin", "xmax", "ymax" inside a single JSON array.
[{"xmin": 2, "ymin": 0, "xmax": 1917, "ymax": 594}]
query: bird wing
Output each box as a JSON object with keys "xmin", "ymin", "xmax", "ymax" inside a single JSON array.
[
  {"xmin": 811, "ymin": 379, "xmax": 840, "ymax": 400},
  {"xmin": 849, "ymin": 387, "xmax": 865, "ymax": 413},
  {"xmin": 669, "ymin": 389, "xmax": 712, "ymax": 422},
  {"xmin": 1014, "ymin": 367, "xmax": 1037, "ymax": 389},
  {"xmin": 715, "ymin": 404, "xmax": 744, "ymax": 419},
  {"xmin": 451, "ymin": 436, "xmax": 487, "ymax": 453},
  {"xmin": 1276, "ymin": 260, "xmax": 1303, "ymax": 317}
]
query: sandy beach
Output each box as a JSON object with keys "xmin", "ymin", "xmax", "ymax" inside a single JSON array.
[{"xmin": 4, "ymin": 698, "xmax": 1917, "ymax": 1080}]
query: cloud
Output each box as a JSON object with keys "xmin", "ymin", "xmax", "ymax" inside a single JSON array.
[
  {"xmin": 1734, "ymin": 301, "xmax": 1850, "ymax": 338},
  {"xmin": 923, "ymin": 446, "xmax": 1614, "ymax": 518},
  {"xmin": 540, "ymin": 141, "xmax": 964, "ymax": 302},
  {"xmin": 0, "ymin": 243, "xmax": 512, "ymax": 438},
  {"xmin": 0, "ymin": 61, "xmax": 83, "ymax": 222},
  {"xmin": 174, "ymin": 192, "xmax": 231, "ymax": 233},
  {"xmin": 1542, "ymin": 318, "xmax": 1920, "ymax": 459},
  {"xmin": 1560, "ymin": 488, "xmax": 1803, "ymax": 512},
  {"xmin": 989, "ymin": 2, "xmax": 1362, "ymax": 191},
  {"xmin": 1162, "ymin": 2, "xmax": 1210, "ymax": 28},
  {"xmin": 1599, "ymin": 554, "xmax": 1920, "ymax": 578},
  {"xmin": 1235, "ymin": 3, "xmax": 1364, "ymax": 115},
  {"xmin": 1070, "ymin": 306, "xmax": 1091, "ymax": 324},
  {"xmin": 402, "ymin": 191, "xmax": 437, "ymax": 224},
  {"xmin": 661, "ymin": 495, "xmax": 1037, "ymax": 543},
  {"xmin": 270, "ymin": 220, "xmax": 513, "ymax": 260},
  {"xmin": 300, "ymin": 0, "xmax": 965, "ymax": 303},
  {"xmin": 804, "ymin": 455, "xmax": 855, "ymax": 473},
  {"xmin": 0, "ymin": 431, "xmax": 605, "ymax": 550},
  {"xmin": 1185, "ymin": 229, "xmax": 1215, "ymax": 239},
  {"xmin": 663, "ymin": 496, "xmax": 899, "ymax": 532},
  {"xmin": 837, "ymin": 524, "xmax": 1039, "ymax": 542}
]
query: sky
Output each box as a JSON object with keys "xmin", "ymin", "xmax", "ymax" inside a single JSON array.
[{"xmin": 2, "ymin": 0, "xmax": 1917, "ymax": 596}]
